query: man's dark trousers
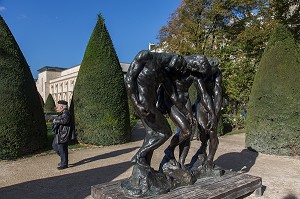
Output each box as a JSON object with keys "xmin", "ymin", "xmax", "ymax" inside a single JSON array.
[{"xmin": 52, "ymin": 139, "xmax": 68, "ymax": 167}]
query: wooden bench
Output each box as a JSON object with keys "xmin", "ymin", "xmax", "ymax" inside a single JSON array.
[{"xmin": 91, "ymin": 171, "xmax": 262, "ymax": 199}]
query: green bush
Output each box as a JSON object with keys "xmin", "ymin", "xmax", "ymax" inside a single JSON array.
[
  {"xmin": 0, "ymin": 16, "xmax": 47, "ymax": 159},
  {"xmin": 44, "ymin": 94, "xmax": 55, "ymax": 113},
  {"xmin": 222, "ymin": 113, "xmax": 245, "ymax": 132},
  {"xmin": 73, "ymin": 14, "xmax": 131, "ymax": 145},
  {"xmin": 127, "ymin": 95, "xmax": 138, "ymax": 122},
  {"xmin": 246, "ymin": 24, "xmax": 300, "ymax": 156},
  {"xmin": 216, "ymin": 114, "xmax": 225, "ymax": 136}
]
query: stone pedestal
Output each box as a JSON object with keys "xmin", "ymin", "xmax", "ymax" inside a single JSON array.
[{"xmin": 91, "ymin": 171, "xmax": 262, "ymax": 199}]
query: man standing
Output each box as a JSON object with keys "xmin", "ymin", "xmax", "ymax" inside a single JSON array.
[{"xmin": 52, "ymin": 100, "xmax": 72, "ymax": 170}]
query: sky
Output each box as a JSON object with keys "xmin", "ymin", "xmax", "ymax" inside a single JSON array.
[{"xmin": 0, "ymin": 0, "xmax": 181, "ymax": 78}]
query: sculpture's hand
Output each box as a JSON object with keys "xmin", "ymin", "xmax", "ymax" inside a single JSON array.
[
  {"xmin": 206, "ymin": 114, "xmax": 217, "ymax": 131},
  {"xmin": 186, "ymin": 112, "xmax": 194, "ymax": 125}
]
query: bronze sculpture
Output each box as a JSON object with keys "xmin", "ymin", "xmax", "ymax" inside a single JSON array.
[
  {"xmin": 160, "ymin": 55, "xmax": 222, "ymax": 171},
  {"xmin": 121, "ymin": 51, "xmax": 222, "ymax": 197},
  {"xmin": 190, "ymin": 56, "xmax": 222, "ymax": 170},
  {"xmin": 157, "ymin": 71, "xmax": 194, "ymax": 170},
  {"xmin": 124, "ymin": 50, "xmax": 193, "ymax": 168}
]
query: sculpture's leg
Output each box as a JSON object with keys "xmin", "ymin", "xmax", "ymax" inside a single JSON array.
[
  {"xmin": 165, "ymin": 105, "xmax": 192, "ymax": 166},
  {"xmin": 123, "ymin": 112, "xmax": 174, "ymax": 197},
  {"xmin": 188, "ymin": 125, "xmax": 208, "ymax": 169},
  {"xmin": 179, "ymin": 139, "xmax": 191, "ymax": 169},
  {"xmin": 164, "ymin": 133, "xmax": 179, "ymax": 160},
  {"xmin": 132, "ymin": 113, "xmax": 172, "ymax": 168},
  {"xmin": 204, "ymin": 129, "xmax": 219, "ymax": 169}
]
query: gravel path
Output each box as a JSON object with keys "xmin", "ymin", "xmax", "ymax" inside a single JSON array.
[{"xmin": 1, "ymin": 123, "xmax": 299, "ymax": 199}]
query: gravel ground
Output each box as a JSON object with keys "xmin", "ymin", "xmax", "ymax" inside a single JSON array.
[{"xmin": 0, "ymin": 123, "xmax": 299, "ymax": 199}]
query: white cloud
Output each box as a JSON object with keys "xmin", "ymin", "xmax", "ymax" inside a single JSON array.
[{"xmin": 0, "ymin": 6, "xmax": 6, "ymax": 12}]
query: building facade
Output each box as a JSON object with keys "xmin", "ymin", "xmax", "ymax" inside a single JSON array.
[{"xmin": 36, "ymin": 63, "xmax": 130, "ymax": 105}]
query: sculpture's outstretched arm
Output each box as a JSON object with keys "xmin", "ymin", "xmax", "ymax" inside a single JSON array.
[
  {"xmin": 125, "ymin": 51, "xmax": 151, "ymax": 116},
  {"xmin": 194, "ymin": 78, "xmax": 216, "ymax": 131},
  {"xmin": 214, "ymin": 69, "xmax": 222, "ymax": 118},
  {"xmin": 163, "ymin": 76, "xmax": 193, "ymax": 123}
]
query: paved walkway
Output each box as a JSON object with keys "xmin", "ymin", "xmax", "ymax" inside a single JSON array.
[{"xmin": 1, "ymin": 123, "xmax": 300, "ymax": 199}]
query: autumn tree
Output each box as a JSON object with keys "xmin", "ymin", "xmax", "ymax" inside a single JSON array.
[
  {"xmin": 270, "ymin": 0, "xmax": 300, "ymax": 43},
  {"xmin": 157, "ymin": 0, "xmax": 274, "ymax": 121}
]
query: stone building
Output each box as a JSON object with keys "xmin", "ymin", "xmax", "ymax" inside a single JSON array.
[{"xmin": 36, "ymin": 63, "xmax": 130, "ymax": 105}]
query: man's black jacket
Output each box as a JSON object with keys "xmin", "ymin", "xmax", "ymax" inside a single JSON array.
[{"xmin": 52, "ymin": 109, "xmax": 72, "ymax": 144}]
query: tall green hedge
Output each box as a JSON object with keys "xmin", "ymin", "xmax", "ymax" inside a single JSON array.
[
  {"xmin": 0, "ymin": 16, "xmax": 47, "ymax": 159},
  {"xmin": 44, "ymin": 94, "xmax": 55, "ymax": 113},
  {"xmin": 38, "ymin": 93, "xmax": 44, "ymax": 108},
  {"xmin": 73, "ymin": 14, "xmax": 131, "ymax": 145},
  {"xmin": 246, "ymin": 24, "xmax": 300, "ymax": 156}
]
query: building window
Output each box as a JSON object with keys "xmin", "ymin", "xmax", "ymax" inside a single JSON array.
[
  {"xmin": 50, "ymin": 85, "xmax": 54, "ymax": 94},
  {"xmin": 65, "ymin": 81, "xmax": 68, "ymax": 91}
]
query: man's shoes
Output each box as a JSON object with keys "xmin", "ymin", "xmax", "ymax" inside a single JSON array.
[{"xmin": 57, "ymin": 165, "xmax": 68, "ymax": 170}]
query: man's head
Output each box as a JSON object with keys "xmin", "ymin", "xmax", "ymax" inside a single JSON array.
[
  {"xmin": 185, "ymin": 54, "xmax": 211, "ymax": 74},
  {"xmin": 56, "ymin": 100, "xmax": 68, "ymax": 112}
]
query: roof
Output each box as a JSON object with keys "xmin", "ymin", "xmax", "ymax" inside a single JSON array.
[
  {"xmin": 120, "ymin": 62, "xmax": 130, "ymax": 72},
  {"xmin": 37, "ymin": 66, "xmax": 67, "ymax": 73},
  {"xmin": 37, "ymin": 62, "xmax": 130, "ymax": 73}
]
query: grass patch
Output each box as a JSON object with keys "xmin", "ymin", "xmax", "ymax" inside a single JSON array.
[
  {"xmin": 223, "ymin": 128, "xmax": 246, "ymax": 136},
  {"xmin": 45, "ymin": 123, "xmax": 85, "ymax": 151}
]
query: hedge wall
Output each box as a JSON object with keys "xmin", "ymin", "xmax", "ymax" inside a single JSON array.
[
  {"xmin": 246, "ymin": 24, "xmax": 300, "ymax": 156},
  {"xmin": 0, "ymin": 16, "xmax": 47, "ymax": 159},
  {"xmin": 73, "ymin": 14, "xmax": 130, "ymax": 145}
]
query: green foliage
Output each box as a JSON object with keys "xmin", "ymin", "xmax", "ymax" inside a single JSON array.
[
  {"xmin": 246, "ymin": 24, "xmax": 300, "ymax": 156},
  {"xmin": 0, "ymin": 16, "xmax": 47, "ymax": 159},
  {"xmin": 158, "ymin": 0, "xmax": 275, "ymax": 118},
  {"xmin": 44, "ymin": 94, "xmax": 55, "ymax": 113},
  {"xmin": 73, "ymin": 14, "xmax": 131, "ymax": 146},
  {"xmin": 216, "ymin": 114, "xmax": 224, "ymax": 136},
  {"xmin": 270, "ymin": 0, "xmax": 300, "ymax": 43},
  {"xmin": 38, "ymin": 93, "xmax": 44, "ymax": 108},
  {"xmin": 188, "ymin": 84, "xmax": 197, "ymax": 104},
  {"xmin": 127, "ymin": 95, "xmax": 138, "ymax": 122}
]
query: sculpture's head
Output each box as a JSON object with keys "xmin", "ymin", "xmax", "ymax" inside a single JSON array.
[
  {"xmin": 207, "ymin": 57, "xmax": 220, "ymax": 74},
  {"xmin": 168, "ymin": 54, "xmax": 187, "ymax": 74},
  {"xmin": 185, "ymin": 54, "xmax": 211, "ymax": 74}
]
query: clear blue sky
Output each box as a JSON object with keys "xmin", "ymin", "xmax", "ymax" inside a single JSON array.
[{"xmin": 0, "ymin": 0, "xmax": 181, "ymax": 78}]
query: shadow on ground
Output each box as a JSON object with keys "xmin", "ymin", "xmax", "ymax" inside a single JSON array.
[
  {"xmin": 214, "ymin": 149, "xmax": 258, "ymax": 172},
  {"xmin": 70, "ymin": 147, "xmax": 139, "ymax": 167},
  {"xmin": 0, "ymin": 153, "xmax": 135, "ymax": 199}
]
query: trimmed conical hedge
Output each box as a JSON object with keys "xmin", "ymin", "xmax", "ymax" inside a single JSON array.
[
  {"xmin": 38, "ymin": 93, "xmax": 44, "ymax": 108},
  {"xmin": 0, "ymin": 16, "xmax": 47, "ymax": 159},
  {"xmin": 73, "ymin": 14, "xmax": 130, "ymax": 145},
  {"xmin": 44, "ymin": 94, "xmax": 55, "ymax": 113},
  {"xmin": 246, "ymin": 24, "xmax": 300, "ymax": 156}
]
